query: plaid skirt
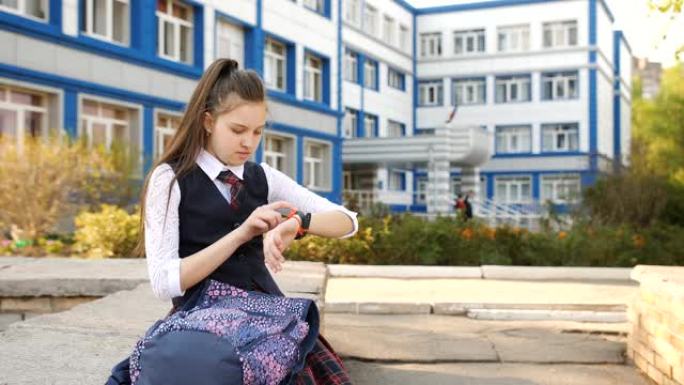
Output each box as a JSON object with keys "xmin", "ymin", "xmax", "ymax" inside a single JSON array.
[{"xmin": 294, "ymin": 335, "xmax": 352, "ymax": 385}]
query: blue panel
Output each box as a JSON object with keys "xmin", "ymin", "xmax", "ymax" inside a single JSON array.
[
  {"xmin": 412, "ymin": 12, "xmax": 417, "ymax": 135},
  {"xmin": 588, "ymin": 0, "xmax": 598, "ymax": 171},
  {"xmin": 143, "ymin": 106, "xmax": 154, "ymax": 174},
  {"xmin": 193, "ymin": 5, "xmax": 204, "ymax": 69},
  {"xmin": 532, "ymin": 173, "xmax": 540, "ymax": 200},
  {"xmin": 296, "ymin": 135, "xmax": 304, "ymax": 184},
  {"xmin": 64, "ymin": 89, "xmax": 78, "ymax": 138},
  {"xmin": 49, "ymin": 0, "xmax": 61, "ymax": 28},
  {"xmin": 331, "ymin": 133, "xmax": 342, "ymax": 202},
  {"xmin": 392, "ymin": 0, "xmax": 415, "ymax": 12},
  {"xmin": 357, "ymin": 109, "xmax": 366, "ymax": 138},
  {"xmin": 613, "ymin": 31, "xmax": 622, "ymax": 163}
]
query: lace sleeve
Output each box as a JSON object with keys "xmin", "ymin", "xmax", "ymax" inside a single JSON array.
[
  {"xmin": 144, "ymin": 163, "xmax": 184, "ymax": 300},
  {"xmin": 261, "ymin": 162, "xmax": 359, "ymax": 239}
]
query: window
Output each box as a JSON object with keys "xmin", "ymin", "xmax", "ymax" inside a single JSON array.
[
  {"xmin": 452, "ymin": 78, "xmax": 486, "ymax": 105},
  {"xmin": 264, "ymin": 39, "xmax": 287, "ymax": 92},
  {"xmin": 157, "ymin": 0, "xmax": 193, "ymax": 64},
  {"xmin": 303, "ymin": 0, "xmax": 324, "ymax": 14},
  {"xmin": 363, "ymin": 59, "xmax": 378, "ymax": 90},
  {"xmin": 387, "ymin": 120, "xmax": 404, "ymax": 137},
  {"xmin": 0, "ymin": 85, "xmax": 51, "ymax": 151},
  {"xmin": 453, "ymin": 29, "xmax": 485, "ymax": 55},
  {"xmin": 497, "ymin": 24, "xmax": 530, "ymax": 52},
  {"xmin": 419, "ymin": 81, "xmax": 443, "ymax": 106},
  {"xmin": 420, "ymin": 33, "xmax": 442, "ymax": 58},
  {"xmin": 494, "ymin": 176, "xmax": 532, "ymax": 203},
  {"xmin": 363, "ymin": 114, "xmax": 377, "ymax": 137},
  {"xmin": 0, "ymin": 0, "xmax": 47, "ymax": 20},
  {"xmin": 82, "ymin": 0, "xmax": 129, "ymax": 44},
  {"xmin": 344, "ymin": 108, "xmax": 358, "ymax": 138},
  {"xmin": 541, "ymin": 174, "xmax": 581, "ymax": 203},
  {"xmin": 80, "ymin": 99, "xmax": 136, "ymax": 151},
  {"xmin": 542, "ymin": 71, "xmax": 578, "ymax": 100},
  {"xmin": 450, "ymin": 177, "xmax": 462, "ymax": 198},
  {"xmin": 344, "ymin": 49, "xmax": 358, "ymax": 83},
  {"xmin": 388, "ymin": 170, "xmax": 406, "ymax": 191},
  {"xmin": 304, "ymin": 53, "xmax": 323, "ymax": 102},
  {"xmin": 495, "ymin": 125, "xmax": 531, "ymax": 154},
  {"xmin": 542, "ymin": 123, "xmax": 579, "ymax": 152},
  {"xmin": 495, "ymin": 75, "xmax": 531, "ymax": 103},
  {"xmin": 216, "ymin": 20, "xmax": 244, "ymax": 68},
  {"xmin": 382, "ymin": 15, "xmax": 395, "ymax": 45},
  {"xmin": 399, "ymin": 25, "xmax": 410, "ymax": 53},
  {"xmin": 344, "ymin": 0, "xmax": 360, "ymax": 26},
  {"xmin": 388, "ymin": 68, "xmax": 405, "ymax": 91},
  {"xmin": 303, "ymin": 140, "xmax": 331, "ymax": 190},
  {"xmin": 543, "ymin": 20, "xmax": 578, "ymax": 48},
  {"xmin": 264, "ymin": 133, "xmax": 295, "ymax": 178},
  {"xmin": 362, "ymin": 4, "xmax": 377, "ymax": 36},
  {"xmin": 155, "ymin": 113, "xmax": 180, "ymax": 159},
  {"xmin": 416, "ymin": 177, "xmax": 427, "ymax": 204}
]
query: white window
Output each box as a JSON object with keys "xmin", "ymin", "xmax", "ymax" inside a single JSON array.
[
  {"xmin": 264, "ymin": 39, "xmax": 286, "ymax": 92},
  {"xmin": 388, "ymin": 170, "xmax": 405, "ymax": 191},
  {"xmin": 542, "ymin": 123, "xmax": 579, "ymax": 152},
  {"xmin": 80, "ymin": 99, "xmax": 135, "ymax": 151},
  {"xmin": 388, "ymin": 68, "xmax": 404, "ymax": 90},
  {"xmin": 453, "ymin": 29, "xmax": 485, "ymax": 55},
  {"xmin": 387, "ymin": 120, "xmax": 403, "ymax": 137},
  {"xmin": 420, "ymin": 32, "xmax": 442, "ymax": 58},
  {"xmin": 542, "ymin": 72, "xmax": 578, "ymax": 100},
  {"xmin": 419, "ymin": 81, "xmax": 443, "ymax": 106},
  {"xmin": 543, "ymin": 20, "xmax": 578, "ymax": 48},
  {"xmin": 495, "ymin": 125, "xmax": 531, "ymax": 154},
  {"xmin": 154, "ymin": 113, "xmax": 180, "ymax": 159},
  {"xmin": 82, "ymin": 0, "xmax": 129, "ymax": 44},
  {"xmin": 344, "ymin": 108, "xmax": 358, "ymax": 138},
  {"xmin": 344, "ymin": 0, "xmax": 360, "ymax": 26},
  {"xmin": 382, "ymin": 15, "xmax": 395, "ymax": 45},
  {"xmin": 0, "ymin": 85, "xmax": 51, "ymax": 152},
  {"xmin": 216, "ymin": 20, "xmax": 244, "ymax": 68},
  {"xmin": 264, "ymin": 133, "xmax": 295, "ymax": 178},
  {"xmin": 495, "ymin": 75, "xmax": 531, "ymax": 103},
  {"xmin": 0, "ymin": 0, "xmax": 47, "ymax": 20},
  {"xmin": 363, "ymin": 114, "xmax": 377, "ymax": 137},
  {"xmin": 494, "ymin": 176, "xmax": 532, "ymax": 203},
  {"xmin": 452, "ymin": 78, "xmax": 486, "ymax": 105},
  {"xmin": 344, "ymin": 49, "xmax": 358, "ymax": 83},
  {"xmin": 362, "ymin": 4, "xmax": 377, "ymax": 36},
  {"xmin": 304, "ymin": 54, "xmax": 323, "ymax": 102},
  {"xmin": 157, "ymin": 0, "xmax": 193, "ymax": 64},
  {"xmin": 303, "ymin": 0, "xmax": 324, "ymax": 14},
  {"xmin": 399, "ymin": 25, "xmax": 410, "ymax": 53},
  {"xmin": 416, "ymin": 177, "xmax": 427, "ymax": 204},
  {"xmin": 541, "ymin": 174, "xmax": 581, "ymax": 203},
  {"xmin": 303, "ymin": 140, "xmax": 331, "ymax": 190},
  {"xmin": 497, "ymin": 24, "xmax": 530, "ymax": 52},
  {"xmin": 450, "ymin": 177, "xmax": 462, "ymax": 198},
  {"xmin": 363, "ymin": 59, "xmax": 377, "ymax": 89}
]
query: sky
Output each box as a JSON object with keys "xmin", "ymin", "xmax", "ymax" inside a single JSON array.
[{"xmin": 406, "ymin": 0, "xmax": 684, "ymax": 67}]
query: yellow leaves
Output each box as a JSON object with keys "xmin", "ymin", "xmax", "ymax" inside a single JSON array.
[
  {"xmin": 558, "ymin": 231, "xmax": 568, "ymax": 240},
  {"xmin": 74, "ymin": 204, "xmax": 140, "ymax": 258},
  {"xmin": 460, "ymin": 228, "xmax": 474, "ymax": 240},
  {"xmin": 633, "ymin": 234, "xmax": 647, "ymax": 249}
]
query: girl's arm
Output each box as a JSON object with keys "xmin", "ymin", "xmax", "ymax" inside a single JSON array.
[{"xmin": 307, "ymin": 210, "xmax": 354, "ymax": 238}]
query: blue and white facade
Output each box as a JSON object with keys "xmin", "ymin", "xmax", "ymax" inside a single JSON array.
[{"xmin": 0, "ymin": 0, "xmax": 631, "ymax": 211}]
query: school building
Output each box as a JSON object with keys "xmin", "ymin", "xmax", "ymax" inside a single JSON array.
[{"xmin": 0, "ymin": 0, "xmax": 632, "ymax": 222}]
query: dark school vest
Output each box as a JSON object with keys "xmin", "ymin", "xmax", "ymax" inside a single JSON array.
[{"xmin": 172, "ymin": 161, "xmax": 283, "ymax": 308}]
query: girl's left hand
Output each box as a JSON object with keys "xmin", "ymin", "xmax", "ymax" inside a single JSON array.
[{"xmin": 263, "ymin": 217, "xmax": 298, "ymax": 273}]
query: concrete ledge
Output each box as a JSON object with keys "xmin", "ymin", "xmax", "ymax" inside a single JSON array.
[
  {"xmin": 433, "ymin": 302, "xmax": 626, "ymax": 315},
  {"xmin": 328, "ymin": 264, "xmax": 482, "ymax": 279},
  {"xmin": 467, "ymin": 309, "xmax": 628, "ymax": 323},
  {"xmin": 481, "ymin": 266, "xmax": 633, "ymax": 281},
  {"xmin": 329, "ymin": 302, "xmax": 434, "ymax": 315}
]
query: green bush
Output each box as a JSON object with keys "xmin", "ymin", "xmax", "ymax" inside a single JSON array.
[
  {"xmin": 73, "ymin": 204, "xmax": 140, "ymax": 258},
  {"xmin": 286, "ymin": 214, "xmax": 684, "ymax": 267}
]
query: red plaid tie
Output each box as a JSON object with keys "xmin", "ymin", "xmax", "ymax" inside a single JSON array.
[{"xmin": 217, "ymin": 170, "xmax": 243, "ymax": 210}]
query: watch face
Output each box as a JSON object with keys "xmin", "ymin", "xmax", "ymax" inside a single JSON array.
[{"xmin": 275, "ymin": 208, "xmax": 292, "ymax": 218}]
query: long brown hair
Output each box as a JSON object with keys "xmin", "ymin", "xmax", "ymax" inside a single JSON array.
[{"xmin": 134, "ymin": 59, "xmax": 266, "ymax": 256}]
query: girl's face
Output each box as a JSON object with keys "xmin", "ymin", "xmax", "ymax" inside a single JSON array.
[{"xmin": 204, "ymin": 101, "xmax": 266, "ymax": 166}]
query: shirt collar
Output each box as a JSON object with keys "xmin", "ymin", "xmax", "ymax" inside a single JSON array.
[{"xmin": 196, "ymin": 149, "xmax": 244, "ymax": 181}]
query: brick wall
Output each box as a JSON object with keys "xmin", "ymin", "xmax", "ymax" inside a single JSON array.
[{"xmin": 628, "ymin": 266, "xmax": 684, "ymax": 385}]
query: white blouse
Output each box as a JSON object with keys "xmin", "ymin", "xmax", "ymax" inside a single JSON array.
[{"xmin": 144, "ymin": 150, "xmax": 359, "ymax": 301}]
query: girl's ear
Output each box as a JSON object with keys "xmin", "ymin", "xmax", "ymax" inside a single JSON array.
[{"xmin": 203, "ymin": 112, "xmax": 214, "ymax": 135}]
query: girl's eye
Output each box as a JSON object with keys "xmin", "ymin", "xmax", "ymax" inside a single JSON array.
[{"xmin": 254, "ymin": 130, "xmax": 262, "ymax": 136}]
